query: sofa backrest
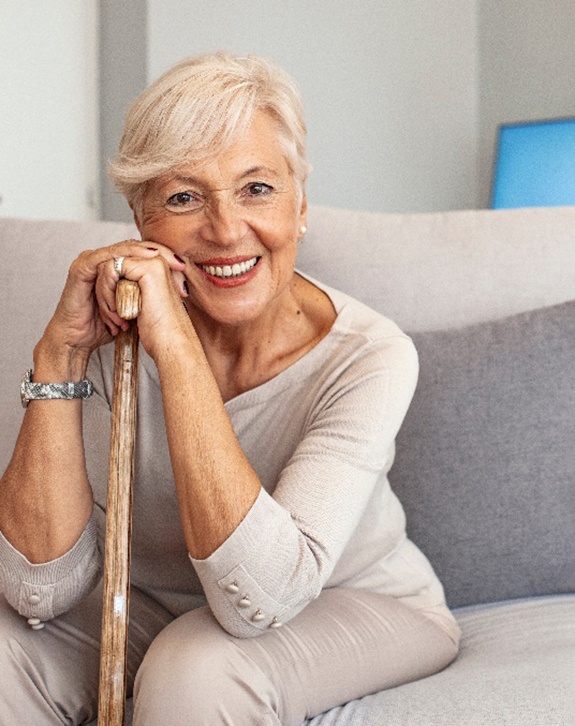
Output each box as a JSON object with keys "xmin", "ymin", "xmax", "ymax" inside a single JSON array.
[
  {"xmin": 300, "ymin": 204, "xmax": 575, "ymax": 331},
  {"xmin": 2, "ymin": 207, "xmax": 575, "ymax": 608}
]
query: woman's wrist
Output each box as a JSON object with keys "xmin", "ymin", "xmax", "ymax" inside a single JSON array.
[{"xmin": 32, "ymin": 334, "xmax": 92, "ymax": 383}]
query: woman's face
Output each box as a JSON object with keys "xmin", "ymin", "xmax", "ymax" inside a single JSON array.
[{"xmin": 135, "ymin": 110, "xmax": 307, "ymax": 329}]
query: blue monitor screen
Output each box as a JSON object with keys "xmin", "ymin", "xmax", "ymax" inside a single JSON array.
[{"xmin": 491, "ymin": 118, "xmax": 575, "ymax": 209}]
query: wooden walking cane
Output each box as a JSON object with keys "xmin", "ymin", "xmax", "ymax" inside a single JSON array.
[{"xmin": 98, "ymin": 279, "xmax": 141, "ymax": 726}]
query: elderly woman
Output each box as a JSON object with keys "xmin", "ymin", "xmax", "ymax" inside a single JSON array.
[{"xmin": 0, "ymin": 53, "xmax": 459, "ymax": 724}]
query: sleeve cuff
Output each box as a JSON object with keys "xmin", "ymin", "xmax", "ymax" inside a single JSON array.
[
  {"xmin": 0, "ymin": 512, "xmax": 102, "ymax": 620},
  {"xmin": 189, "ymin": 490, "xmax": 292, "ymax": 637}
]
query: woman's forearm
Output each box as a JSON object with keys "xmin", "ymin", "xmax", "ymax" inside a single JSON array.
[
  {"xmin": 0, "ymin": 340, "xmax": 94, "ymax": 563},
  {"xmin": 0, "ymin": 240, "xmax": 184, "ymax": 564},
  {"xmin": 156, "ymin": 340, "xmax": 261, "ymax": 560}
]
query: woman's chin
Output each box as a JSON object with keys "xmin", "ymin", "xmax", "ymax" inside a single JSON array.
[{"xmin": 186, "ymin": 296, "xmax": 270, "ymax": 330}]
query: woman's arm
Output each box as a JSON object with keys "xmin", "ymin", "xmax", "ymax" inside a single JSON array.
[
  {"xmin": 0, "ymin": 315, "xmax": 102, "ymax": 620},
  {"xmin": 187, "ymin": 335, "xmax": 419, "ymax": 637},
  {"xmin": 0, "ymin": 241, "xmax": 181, "ymax": 619},
  {"xmin": 154, "ymin": 334, "xmax": 262, "ymax": 560},
  {"xmin": 0, "ymin": 312, "xmax": 101, "ymax": 562},
  {"xmin": 0, "ymin": 242, "xmax": 168, "ymax": 561},
  {"xmin": 88, "ymin": 249, "xmax": 264, "ymax": 561}
]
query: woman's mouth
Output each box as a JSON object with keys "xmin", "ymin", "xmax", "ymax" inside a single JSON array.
[
  {"xmin": 196, "ymin": 256, "xmax": 261, "ymax": 287},
  {"xmin": 197, "ymin": 256, "xmax": 260, "ymax": 279}
]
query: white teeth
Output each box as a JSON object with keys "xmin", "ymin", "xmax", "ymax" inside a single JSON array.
[{"xmin": 200, "ymin": 257, "xmax": 258, "ymax": 278}]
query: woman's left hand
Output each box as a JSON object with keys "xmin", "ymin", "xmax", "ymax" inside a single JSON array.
[{"xmin": 95, "ymin": 241, "xmax": 194, "ymax": 361}]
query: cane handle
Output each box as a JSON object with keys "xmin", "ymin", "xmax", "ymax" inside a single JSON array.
[{"xmin": 116, "ymin": 279, "xmax": 141, "ymax": 320}]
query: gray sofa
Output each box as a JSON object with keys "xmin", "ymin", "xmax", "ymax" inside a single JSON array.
[{"xmin": 1, "ymin": 205, "xmax": 574, "ymax": 725}]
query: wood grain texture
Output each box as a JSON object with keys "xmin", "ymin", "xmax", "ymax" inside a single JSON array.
[
  {"xmin": 98, "ymin": 280, "xmax": 140, "ymax": 725},
  {"xmin": 116, "ymin": 279, "xmax": 141, "ymax": 321}
]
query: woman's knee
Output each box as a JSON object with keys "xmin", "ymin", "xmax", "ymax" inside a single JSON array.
[{"xmin": 134, "ymin": 607, "xmax": 281, "ymax": 725}]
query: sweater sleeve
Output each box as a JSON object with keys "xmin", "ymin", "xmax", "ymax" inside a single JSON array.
[{"xmin": 190, "ymin": 334, "xmax": 418, "ymax": 638}]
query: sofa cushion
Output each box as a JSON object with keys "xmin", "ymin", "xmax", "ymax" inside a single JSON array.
[
  {"xmin": 307, "ymin": 595, "xmax": 575, "ymax": 726},
  {"xmin": 388, "ymin": 299, "xmax": 575, "ymax": 608}
]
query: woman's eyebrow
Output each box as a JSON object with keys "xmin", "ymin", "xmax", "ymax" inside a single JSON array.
[
  {"xmin": 239, "ymin": 165, "xmax": 281, "ymax": 179},
  {"xmin": 170, "ymin": 174, "xmax": 202, "ymax": 185},
  {"xmin": 170, "ymin": 166, "xmax": 282, "ymax": 186}
]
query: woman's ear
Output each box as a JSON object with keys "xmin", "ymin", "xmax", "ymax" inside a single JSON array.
[{"xmin": 298, "ymin": 193, "xmax": 308, "ymax": 234}]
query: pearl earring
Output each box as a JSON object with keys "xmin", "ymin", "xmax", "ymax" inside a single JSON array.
[{"xmin": 299, "ymin": 225, "xmax": 307, "ymax": 236}]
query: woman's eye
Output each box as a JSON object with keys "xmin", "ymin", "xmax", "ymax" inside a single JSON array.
[
  {"xmin": 166, "ymin": 191, "xmax": 199, "ymax": 208},
  {"xmin": 246, "ymin": 183, "xmax": 273, "ymax": 197}
]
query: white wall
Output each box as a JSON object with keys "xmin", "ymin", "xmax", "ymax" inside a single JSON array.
[
  {"xmin": 0, "ymin": 1, "xmax": 100, "ymax": 220},
  {"xmin": 99, "ymin": 0, "xmax": 147, "ymax": 224},
  {"xmin": 147, "ymin": 0, "xmax": 480, "ymax": 215},
  {"xmin": 7, "ymin": 3, "xmax": 571, "ymax": 222}
]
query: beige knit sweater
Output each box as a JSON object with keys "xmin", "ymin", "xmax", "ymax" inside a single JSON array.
[{"xmin": 0, "ymin": 279, "xmax": 448, "ymax": 637}]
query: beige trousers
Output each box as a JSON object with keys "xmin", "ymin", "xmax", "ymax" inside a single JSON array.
[{"xmin": 0, "ymin": 585, "xmax": 459, "ymax": 725}]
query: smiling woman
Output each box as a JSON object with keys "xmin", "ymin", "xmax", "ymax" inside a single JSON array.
[
  {"xmin": 131, "ymin": 108, "xmax": 311, "ymax": 345},
  {"xmin": 0, "ymin": 52, "xmax": 459, "ymax": 725}
]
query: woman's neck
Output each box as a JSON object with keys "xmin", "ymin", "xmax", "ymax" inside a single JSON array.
[{"xmin": 185, "ymin": 275, "xmax": 336, "ymax": 402}]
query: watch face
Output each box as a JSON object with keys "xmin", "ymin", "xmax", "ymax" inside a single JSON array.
[{"xmin": 20, "ymin": 369, "xmax": 32, "ymax": 408}]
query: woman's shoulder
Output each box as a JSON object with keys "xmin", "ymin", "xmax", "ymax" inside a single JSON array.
[
  {"xmin": 298, "ymin": 271, "xmax": 415, "ymax": 351},
  {"xmin": 290, "ymin": 274, "xmax": 418, "ymax": 411}
]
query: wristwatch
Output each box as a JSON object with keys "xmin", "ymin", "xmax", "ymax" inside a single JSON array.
[{"xmin": 20, "ymin": 369, "xmax": 94, "ymax": 408}]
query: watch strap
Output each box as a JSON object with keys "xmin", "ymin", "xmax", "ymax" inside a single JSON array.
[{"xmin": 21, "ymin": 369, "xmax": 94, "ymax": 408}]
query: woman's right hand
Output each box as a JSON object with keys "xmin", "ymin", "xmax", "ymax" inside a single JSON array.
[{"xmin": 34, "ymin": 241, "xmax": 163, "ymax": 379}]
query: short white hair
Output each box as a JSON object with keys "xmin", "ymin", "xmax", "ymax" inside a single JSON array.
[{"xmin": 108, "ymin": 52, "xmax": 310, "ymax": 211}]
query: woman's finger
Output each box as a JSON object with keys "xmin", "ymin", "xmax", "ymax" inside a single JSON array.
[
  {"xmin": 108, "ymin": 239, "xmax": 185, "ymax": 274},
  {"xmin": 94, "ymin": 259, "xmax": 128, "ymax": 331},
  {"xmin": 170, "ymin": 269, "xmax": 190, "ymax": 299}
]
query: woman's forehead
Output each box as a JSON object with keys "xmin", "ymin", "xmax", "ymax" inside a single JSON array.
[{"xmin": 158, "ymin": 114, "xmax": 291, "ymax": 186}]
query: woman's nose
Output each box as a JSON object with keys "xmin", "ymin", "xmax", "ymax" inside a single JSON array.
[{"xmin": 201, "ymin": 197, "xmax": 248, "ymax": 246}]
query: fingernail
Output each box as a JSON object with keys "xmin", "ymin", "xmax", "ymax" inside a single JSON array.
[
  {"xmin": 183, "ymin": 280, "xmax": 189, "ymax": 295},
  {"xmin": 174, "ymin": 254, "xmax": 185, "ymax": 264}
]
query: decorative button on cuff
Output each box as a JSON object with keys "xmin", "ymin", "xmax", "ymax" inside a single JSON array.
[
  {"xmin": 238, "ymin": 596, "xmax": 251, "ymax": 608},
  {"xmin": 27, "ymin": 594, "xmax": 41, "ymax": 605},
  {"xmin": 269, "ymin": 617, "xmax": 282, "ymax": 629},
  {"xmin": 27, "ymin": 617, "xmax": 44, "ymax": 630},
  {"xmin": 225, "ymin": 582, "xmax": 239, "ymax": 594},
  {"xmin": 252, "ymin": 609, "xmax": 265, "ymax": 622}
]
